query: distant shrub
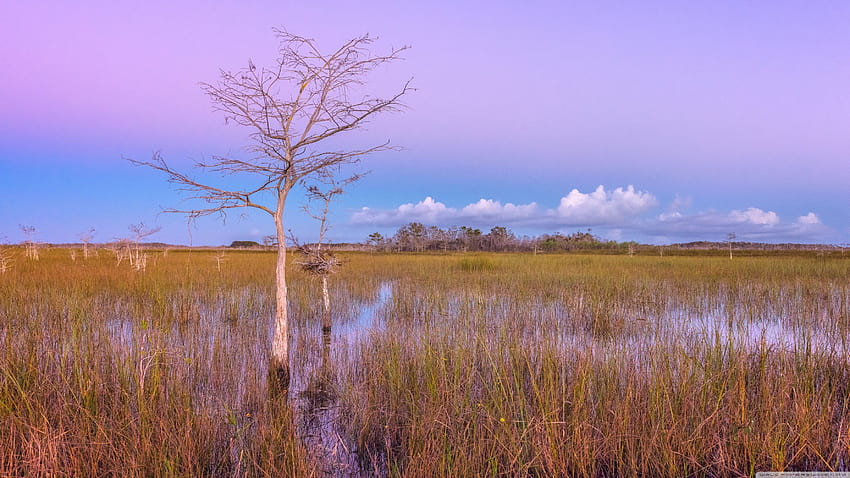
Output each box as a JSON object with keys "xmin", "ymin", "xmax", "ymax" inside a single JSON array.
[{"xmin": 229, "ymin": 240, "xmax": 261, "ymax": 248}]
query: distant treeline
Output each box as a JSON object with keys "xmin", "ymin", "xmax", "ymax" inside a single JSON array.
[
  {"xmin": 365, "ymin": 223, "xmax": 630, "ymax": 253},
  {"xmin": 364, "ymin": 223, "xmax": 849, "ymax": 254},
  {"xmin": 674, "ymin": 241, "xmax": 842, "ymax": 251}
]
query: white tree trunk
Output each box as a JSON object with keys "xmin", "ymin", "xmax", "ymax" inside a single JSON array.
[
  {"xmin": 272, "ymin": 239, "xmax": 288, "ymax": 366},
  {"xmin": 271, "ymin": 188, "xmax": 290, "ymax": 388},
  {"xmin": 321, "ymin": 275, "xmax": 330, "ymax": 319}
]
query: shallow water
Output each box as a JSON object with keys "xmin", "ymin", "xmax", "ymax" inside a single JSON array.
[
  {"xmin": 292, "ymin": 281, "xmax": 394, "ymax": 478},
  {"xmin": 91, "ymin": 275, "xmax": 848, "ymax": 476}
]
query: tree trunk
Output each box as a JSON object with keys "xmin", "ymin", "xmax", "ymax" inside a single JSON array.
[
  {"xmin": 321, "ymin": 275, "xmax": 330, "ymax": 320},
  {"xmin": 270, "ymin": 188, "xmax": 290, "ymax": 392}
]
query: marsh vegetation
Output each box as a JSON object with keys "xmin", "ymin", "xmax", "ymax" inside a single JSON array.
[{"xmin": 0, "ymin": 249, "xmax": 848, "ymax": 476}]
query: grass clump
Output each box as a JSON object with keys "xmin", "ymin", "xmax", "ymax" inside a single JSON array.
[{"xmin": 457, "ymin": 255, "xmax": 497, "ymax": 272}]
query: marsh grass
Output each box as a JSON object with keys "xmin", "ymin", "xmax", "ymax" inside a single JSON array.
[
  {"xmin": 457, "ymin": 255, "xmax": 497, "ymax": 273},
  {"xmin": 0, "ymin": 250, "xmax": 848, "ymax": 476},
  {"xmin": 336, "ymin": 254, "xmax": 850, "ymax": 477}
]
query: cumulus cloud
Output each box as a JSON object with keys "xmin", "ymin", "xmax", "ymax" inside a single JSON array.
[
  {"xmin": 796, "ymin": 212, "xmax": 821, "ymax": 225},
  {"xmin": 351, "ymin": 197, "xmax": 452, "ymax": 225},
  {"xmin": 351, "ymin": 185, "xmax": 654, "ymax": 228},
  {"xmin": 351, "ymin": 197, "xmax": 539, "ymax": 226},
  {"xmin": 460, "ymin": 199, "xmax": 539, "ymax": 221},
  {"xmin": 654, "ymin": 208, "xmax": 782, "ymax": 237},
  {"xmin": 650, "ymin": 208, "xmax": 831, "ymax": 242},
  {"xmin": 555, "ymin": 185, "xmax": 657, "ymax": 225},
  {"xmin": 349, "ymin": 188, "xmax": 833, "ymax": 243},
  {"xmin": 729, "ymin": 207, "xmax": 780, "ymax": 226}
]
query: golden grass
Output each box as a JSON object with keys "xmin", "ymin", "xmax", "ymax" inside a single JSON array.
[{"xmin": 0, "ymin": 248, "xmax": 847, "ymax": 476}]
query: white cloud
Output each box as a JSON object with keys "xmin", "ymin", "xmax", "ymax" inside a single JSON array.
[
  {"xmin": 351, "ymin": 185, "xmax": 654, "ymax": 228},
  {"xmin": 729, "ymin": 207, "xmax": 780, "ymax": 226},
  {"xmin": 396, "ymin": 196, "xmax": 451, "ymax": 222},
  {"xmin": 349, "ymin": 190, "xmax": 834, "ymax": 243},
  {"xmin": 650, "ymin": 207, "xmax": 832, "ymax": 242},
  {"xmin": 351, "ymin": 196, "xmax": 454, "ymax": 225},
  {"xmin": 351, "ymin": 197, "xmax": 538, "ymax": 226},
  {"xmin": 460, "ymin": 199, "xmax": 539, "ymax": 221},
  {"xmin": 555, "ymin": 185, "xmax": 657, "ymax": 225},
  {"xmin": 796, "ymin": 212, "xmax": 821, "ymax": 225}
]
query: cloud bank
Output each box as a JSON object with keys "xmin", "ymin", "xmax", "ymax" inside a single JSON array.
[
  {"xmin": 556, "ymin": 185, "xmax": 657, "ymax": 225},
  {"xmin": 350, "ymin": 185, "xmax": 833, "ymax": 243},
  {"xmin": 352, "ymin": 185, "xmax": 656, "ymax": 228},
  {"xmin": 352, "ymin": 197, "xmax": 541, "ymax": 227},
  {"xmin": 650, "ymin": 208, "xmax": 828, "ymax": 241}
]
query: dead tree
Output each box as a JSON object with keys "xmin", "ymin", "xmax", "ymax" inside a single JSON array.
[
  {"xmin": 106, "ymin": 240, "xmax": 131, "ymax": 266},
  {"xmin": 79, "ymin": 228, "xmax": 96, "ymax": 259},
  {"xmin": 293, "ymin": 173, "xmax": 360, "ymax": 327},
  {"xmin": 726, "ymin": 232, "xmax": 737, "ymax": 260},
  {"xmin": 213, "ymin": 250, "xmax": 226, "ymax": 272},
  {"xmin": 128, "ymin": 223, "xmax": 161, "ymax": 271},
  {"xmin": 129, "ymin": 29, "xmax": 411, "ymax": 389},
  {"xmin": 19, "ymin": 225, "xmax": 40, "ymax": 260}
]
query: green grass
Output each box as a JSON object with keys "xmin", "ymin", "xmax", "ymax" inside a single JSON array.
[{"xmin": 0, "ymin": 248, "xmax": 848, "ymax": 476}]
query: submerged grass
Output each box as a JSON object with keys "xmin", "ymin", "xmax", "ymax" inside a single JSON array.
[{"xmin": 0, "ymin": 249, "xmax": 847, "ymax": 476}]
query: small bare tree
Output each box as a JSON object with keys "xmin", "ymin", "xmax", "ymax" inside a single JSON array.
[
  {"xmin": 214, "ymin": 249, "xmax": 227, "ymax": 272},
  {"xmin": 19, "ymin": 225, "xmax": 40, "ymax": 260},
  {"xmin": 726, "ymin": 232, "xmax": 737, "ymax": 260},
  {"xmin": 293, "ymin": 173, "xmax": 360, "ymax": 323},
  {"xmin": 130, "ymin": 30, "xmax": 410, "ymax": 388},
  {"xmin": 79, "ymin": 228, "xmax": 96, "ymax": 259},
  {"xmin": 127, "ymin": 223, "xmax": 161, "ymax": 272},
  {"xmin": 107, "ymin": 240, "xmax": 132, "ymax": 266}
]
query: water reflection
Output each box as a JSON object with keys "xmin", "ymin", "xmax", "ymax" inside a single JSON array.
[{"xmin": 294, "ymin": 281, "xmax": 394, "ymax": 477}]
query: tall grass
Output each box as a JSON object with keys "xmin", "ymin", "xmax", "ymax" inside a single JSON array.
[
  {"xmin": 0, "ymin": 249, "xmax": 315, "ymax": 476},
  {"xmin": 337, "ymin": 254, "xmax": 850, "ymax": 477},
  {"xmin": 0, "ymin": 249, "xmax": 847, "ymax": 476}
]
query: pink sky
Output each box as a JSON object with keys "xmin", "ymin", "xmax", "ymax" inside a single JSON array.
[{"xmin": 1, "ymin": 1, "xmax": 848, "ymax": 245}]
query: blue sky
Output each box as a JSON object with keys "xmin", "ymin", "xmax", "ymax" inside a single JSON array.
[{"xmin": 1, "ymin": 1, "xmax": 848, "ymax": 246}]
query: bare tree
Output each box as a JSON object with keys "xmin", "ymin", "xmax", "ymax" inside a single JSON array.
[
  {"xmin": 127, "ymin": 223, "xmax": 162, "ymax": 272},
  {"xmin": 213, "ymin": 249, "xmax": 227, "ymax": 272},
  {"xmin": 294, "ymin": 173, "xmax": 361, "ymax": 323},
  {"xmin": 129, "ymin": 29, "xmax": 411, "ymax": 388},
  {"xmin": 79, "ymin": 228, "xmax": 96, "ymax": 259},
  {"xmin": 726, "ymin": 232, "xmax": 737, "ymax": 260},
  {"xmin": 107, "ymin": 239, "xmax": 132, "ymax": 267},
  {"xmin": 19, "ymin": 225, "xmax": 40, "ymax": 260}
]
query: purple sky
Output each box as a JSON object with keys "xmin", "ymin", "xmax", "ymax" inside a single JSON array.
[{"xmin": 2, "ymin": 1, "xmax": 848, "ymax": 246}]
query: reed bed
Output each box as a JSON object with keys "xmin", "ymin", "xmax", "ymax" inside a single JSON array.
[{"xmin": 0, "ymin": 248, "xmax": 847, "ymax": 476}]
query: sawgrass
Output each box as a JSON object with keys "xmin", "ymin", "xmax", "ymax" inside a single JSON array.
[{"xmin": 0, "ymin": 248, "xmax": 847, "ymax": 476}]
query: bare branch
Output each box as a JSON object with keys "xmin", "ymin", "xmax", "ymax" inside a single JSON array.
[
  {"xmin": 130, "ymin": 29, "xmax": 410, "ymax": 378},
  {"xmin": 127, "ymin": 152, "xmax": 276, "ymax": 218}
]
